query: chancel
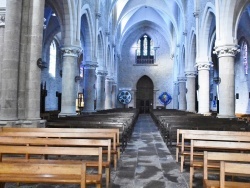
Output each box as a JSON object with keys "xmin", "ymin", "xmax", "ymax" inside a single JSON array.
[{"xmin": 0, "ymin": 0, "xmax": 250, "ymax": 188}]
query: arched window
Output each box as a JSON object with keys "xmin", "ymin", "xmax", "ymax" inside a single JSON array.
[
  {"xmin": 136, "ymin": 34, "xmax": 155, "ymax": 64},
  {"xmin": 242, "ymin": 41, "xmax": 248, "ymax": 75},
  {"xmin": 49, "ymin": 39, "xmax": 57, "ymax": 77}
]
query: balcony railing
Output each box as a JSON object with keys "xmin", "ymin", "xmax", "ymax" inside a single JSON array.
[{"xmin": 136, "ymin": 56, "xmax": 154, "ymax": 64}]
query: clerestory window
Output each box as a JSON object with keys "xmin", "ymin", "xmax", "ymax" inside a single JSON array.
[
  {"xmin": 136, "ymin": 34, "xmax": 155, "ymax": 64},
  {"xmin": 241, "ymin": 41, "xmax": 248, "ymax": 75}
]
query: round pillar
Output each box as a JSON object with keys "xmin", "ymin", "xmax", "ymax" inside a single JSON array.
[
  {"xmin": 96, "ymin": 70, "xmax": 107, "ymax": 111},
  {"xmin": 105, "ymin": 77, "xmax": 113, "ymax": 109},
  {"xmin": 82, "ymin": 61, "xmax": 98, "ymax": 112},
  {"xmin": 59, "ymin": 47, "xmax": 81, "ymax": 117},
  {"xmin": 178, "ymin": 77, "xmax": 187, "ymax": 111},
  {"xmin": 197, "ymin": 63, "xmax": 211, "ymax": 115},
  {"xmin": 0, "ymin": 0, "xmax": 22, "ymax": 120},
  {"xmin": 214, "ymin": 45, "xmax": 239, "ymax": 118},
  {"xmin": 173, "ymin": 82, "xmax": 179, "ymax": 109},
  {"xmin": 185, "ymin": 71, "xmax": 197, "ymax": 112}
]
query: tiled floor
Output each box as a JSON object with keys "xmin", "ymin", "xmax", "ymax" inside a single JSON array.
[
  {"xmin": 110, "ymin": 114, "xmax": 189, "ymax": 188},
  {"xmin": 5, "ymin": 114, "xmax": 192, "ymax": 188}
]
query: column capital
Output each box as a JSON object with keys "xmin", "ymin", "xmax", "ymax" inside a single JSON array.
[
  {"xmin": 177, "ymin": 77, "xmax": 187, "ymax": 82},
  {"xmin": 195, "ymin": 62, "xmax": 211, "ymax": 71},
  {"xmin": 174, "ymin": 81, "xmax": 179, "ymax": 86},
  {"xmin": 106, "ymin": 77, "xmax": 114, "ymax": 82},
  {"xmin": 185, "ymin": 71, "xmax": 197, "ymax": 77},
  {"xmin": 61, "ymin": 46, "xmax": 82, "ymax": 57},
  {"xmin": 213, "ymin": 45, "xmax": 240, "ymax": 58},
  {"xmin": 96, "ymin": 70, "xmax": 108, "ymax": 76},
  {"xmin": 83, "ymin": 61, "xmax": 98, "ymax": 69}
]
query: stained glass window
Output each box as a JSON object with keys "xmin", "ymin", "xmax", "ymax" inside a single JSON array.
[
  {"xmin": 136, "ymin": 34, "xmax": 155, "ymax": 64},
  {"xmin": 49, "ymin": 40, "xmax": 57, "ymax": 77},
  {"xmin": 242, "ymin": 41, "xmax": 248, "ymax": 75}
]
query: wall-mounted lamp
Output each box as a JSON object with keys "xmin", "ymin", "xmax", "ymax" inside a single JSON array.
[
  {"xmin": 37, "ymin": 58, "xmax": 47, "ymax": 69},
  {"xmin": 213, "ymin": 77, "xmax": 221, "ymax": 84},
  {"xmin": 75, "ymin": 76, "xmax": 81, "ymax": 82}
]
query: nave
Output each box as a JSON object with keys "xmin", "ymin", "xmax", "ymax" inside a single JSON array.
[{"xmin": 3, "ymin": 114, "xmax": 190, "ymax": 188}]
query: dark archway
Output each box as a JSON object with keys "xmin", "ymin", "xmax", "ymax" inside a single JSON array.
[{"xmin": 136, "ymin": 75, "xmax": 154, "ymax": 113}]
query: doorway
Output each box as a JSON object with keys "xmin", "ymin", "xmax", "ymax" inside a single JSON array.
[{"xmin": 136, "ymin": 76, "xmax": 153, "ymax": 113}]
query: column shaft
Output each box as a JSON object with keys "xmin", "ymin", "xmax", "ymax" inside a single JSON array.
[
  {"xmin": 214, "ymin": 45, "xmax": 239, "ymax": 118},
  {"xmin": 105, "ymin": 78, "xmax": 113, "ymax": 109},
  {"xmin": 96, "ymin": 70, "xmax": 107, "ymax": 110},
  {"xmin": 173, "ymin": 82, "xmax": 179, "ymax": 109},
  {"xmin": 82, "ymin": 62, "xmax": 98, "ymax": 112},
  {"xmin": 186, "ymin": 72, "xmax": 196, "ymax": 112},
  {"xmin": 0, "ymin": 0, "xmax": 22, "ymax": 120},
  {"xmin": 25, "ymin": 0, "xmax": 45, "ymax": 120},
  {"xmin": 197, "ymin": 64, "xmax": 210, "ymax": 114},
  {"xmin": 59, "ymin": 47, "xmax": 81, "ymax": 116},
  {"xmin": 111, "ymin": 83, "xmax": 117, "ymax": 108},
  {"xmin": 219, "ymin": 57, "xmax": 235, "ymax": 117},
  {"xmin": 178, "ymin": 77, "xmax": 187, "ymax": 110}
]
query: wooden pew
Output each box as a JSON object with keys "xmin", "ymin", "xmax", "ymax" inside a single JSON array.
[
  {"xmin": 176, "ymin": 129, "xmax": 250, "ymax": 161},
  {"xmin": 0, "ymin": 136, "xmax": 111, "ymax": 187},
  {"xmin": 203, "ymin": 151, "xmax": 250, "ymax": 188},
  {"xmin": 0, "ymin": 131, "xmax": 119, "ymax": 171},
  {"xmin": 220, "ymin": 161, "xmax": 250, "ymax": 188},
  {"xmin": 1, "ymin": 127, "xmax": 121, "ymax": 159},
  {"xmin": 0, "ymin": 145, "xmax": 103, "ymax": 188},
  {"xmin": 190, "ymin": 139, "xmax": 250, "ymax": 188},
  {"xmin": 177, "ymin": 130, "xmax": 250, "ymax": 171}
]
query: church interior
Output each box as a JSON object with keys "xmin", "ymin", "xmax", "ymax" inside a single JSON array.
[{"xmin": 1, "ymin": 0, "xmax": 250, "ymax": 188}]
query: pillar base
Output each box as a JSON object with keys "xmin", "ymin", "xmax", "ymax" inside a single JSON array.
[
  {"xmin": 217, "ymin": 114, "xmax": 236, "ymax": 119},
  {"xmin": 58, "ymin": 112, "xmax": 78, "ymax": 117}
]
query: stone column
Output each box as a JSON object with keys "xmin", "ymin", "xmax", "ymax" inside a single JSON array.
[
  {"xmin": 25, "ymin": 0, "xmax": 45, "ymax": 120},
  {"xmin": 59, "ymin": 47, "xmax": 81, "ymax": 117},
  {"xmin": 105, "ymin": 77, "xmax": 113, "ymax": 109},
  {"xmin": 173, "ymin": 81, "xmax": 179, "ymax": 109},
  {"xmin": 0, "ymin": 0, "xmax": 22, "ymax": 120},
  {"xmin": 213, "ymin": 45, "xmax": 239, "ymax": 118},
  {"xmin": 153, "ymin": 89, "xmax": 158, "ymax": 109},
  {"xmin": 96, "ymin": 70, "xmax": 107, "ymax": 111},
  {"xmin": 185, "ymin": 71, "xmax": 197, "ymax": 112},
  {"xmin": 0, "ymin": 7, "xmax": 5, "ymax": 111},
  {"xmin": 197, "ymin": 63, "xmax": 211, "ymax": 115},
  {"xmin": 178, "ymin": 77, "xmax": 187, "ymax": 111},
  {"xmin": 82, "ymin": 61, "xmax": 98, "ymax": 112},
  {"xmin": 111, "ymin": 83, "xmax": 117, "ymax": 108}
]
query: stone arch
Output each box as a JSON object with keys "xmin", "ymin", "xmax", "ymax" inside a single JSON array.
[
  {"xmin": 199, "ymin": 2, "xmax": 215, "ymax": 60},
  {"xmin": 97, "ymin": 31, "xmax": 105, "ymax": 69},
  {"xmin": 81, "ymin": 5, "xmax": 94, "ymax": 61},
  {"xmin": 186, "ymin": 28, "xmax": 196, "ymax": 71}
]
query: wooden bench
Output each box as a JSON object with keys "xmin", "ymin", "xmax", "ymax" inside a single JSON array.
[
  {"xmin": 0, "ymin": 131, "xmax": 119, "ymax": 171},
  {"xmin": 0, "ymin": 145, "xmax": 103, "ymax": 188},
  {"xmin": 220, "ymin": 161, "xmax": 250, "ymax": 188},
  {"xmin": 190, "ymin": 139, "xmax": 250, "ymax": 188},
  {"xmin": 0, "ymin": 136, "xmax": 111, "ymax": 187},
  {"xmin": 177, "ymin": 129, "xmax": 250, "ymax": 171},
  {"xmin": 203, "ymin": 151, "xmax": 250, "ymax": 188},
  {"xmin": 1, "ymin": 127, "xmax": 121, "ymax": 159}
]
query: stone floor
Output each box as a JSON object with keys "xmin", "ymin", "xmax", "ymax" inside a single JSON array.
[{"xmin": 5, "ymin": 114, "xmax": 195, "ymax": 188}]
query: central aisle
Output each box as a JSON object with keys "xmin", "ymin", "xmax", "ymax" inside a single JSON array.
[{"xmin": 111, "ymin": 114, "xmax": 188, "ymax": 188}]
